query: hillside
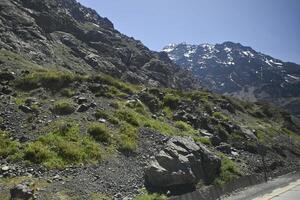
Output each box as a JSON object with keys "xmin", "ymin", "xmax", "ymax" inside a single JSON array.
[
  {"xmin": 0, "ymin": 0, "xmax": 300, "ymax": 199},
  {"xmin": 0, "ymin": 0, "xmax": 198, "ymax": 89},
  {"xmin": 163, "ymin": 42, "xmax": 300, "ymax": 117}
]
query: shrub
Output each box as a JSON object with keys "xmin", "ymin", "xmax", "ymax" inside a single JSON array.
[
  {"xmin": 118, "ymin": 124, "xmax": 138, "ymax": 152},
  {"xmin": 88, "ymin": 123, "xmax": 111, "ymax": 142},
  {"xmin": 52, "ymin": 100, "xmax": 75, "ymax": 115},
  {"xmin": 163, "ymin": 94, "xmax": 180, "ymax": 109}
]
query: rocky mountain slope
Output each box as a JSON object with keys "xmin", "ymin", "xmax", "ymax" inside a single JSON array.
[
  {"xmin": 163, "ymin": 42, "xmax": 300, "ymax": 117},
  {"xmin": 0, "ymin": 0, "xmax": 198, "ymax": 89},
  {"xmin": 0, "ymin": 0, "xmax": 300, "ymax": 200}
]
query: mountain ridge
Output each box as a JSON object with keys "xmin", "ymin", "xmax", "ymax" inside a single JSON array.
[{"xmin": 163, "ymin": 41, "xmax": 300, "ymax": 117}]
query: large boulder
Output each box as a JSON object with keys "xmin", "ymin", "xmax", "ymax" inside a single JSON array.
[{"xmin": 145, "ymin": 137, "xmax": 221, "ymax": 188}]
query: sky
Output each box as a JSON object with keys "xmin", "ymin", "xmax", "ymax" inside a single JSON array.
[{"xmin": 77, "ymin": 0, "xmax": 300, "ymax": 64}]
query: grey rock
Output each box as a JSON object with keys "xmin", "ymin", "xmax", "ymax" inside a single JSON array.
[
  {"xmin": 145, "ymin": 136, "xmax": 221, "ymax": 188},
  {"xmin": 77, "ymin": 104, "xmax": 90, "ymax": 112},
  {"xmin": 18, "ymin": 105, "xmax": 32, "ymax": 113},
  {"xmin": 10, "ymin": 184, "xmax": 34, "ymax": 200},
  {"xmin": 77, "ymin": 97, "xmax": 88, "ymax": 104}
]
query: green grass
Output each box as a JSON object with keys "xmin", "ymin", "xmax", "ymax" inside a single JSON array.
[
  {"xmin": 134, "ymin": 193, "xmax": 166, "ymax": 200},
  {"xmin": 52, "ymin": 100, "xmax": 75, "ymax": 115},
  {"xmin": 24, "ymin": 124, "xmax": 102, "ymax": 169},
  {"xmin": 0, "ymin": 131, "xmax": 20, "ymax": 159},
  {"xmin": 91, "ymin": 193, "xmax": 112, "ymax": 200},
  {"xmin": 93, "ymin": 74, "xmax": 140, "ymax": 94},
  {"xmin": 193, "ymin": 137, "xmax": 212, "ymax": 145},
  {"xmin": 163, "ymin": 94, "xmax": 180, "ymax": 109},
  {"xmin": 214, "ymin": 154, "xmax": 241, "ymax": 186},
  {"xmin": 115, "ymin": 109, "xmax": 140, "ymax": 126},
  {"xmin": 213, "ymin": 112, "xmax": 229, "ymax": 121},
  {"xmin": 61, "ymin": 88, "xmax": 76, "ymax": 97},
  {"xmin": 95, "ymin": 110, "xmax": 119, "ymax": 125},
  {"xmin": 15, "ymin": 69, "xmax": 81, "ymax": 91},
  {"xmin": 118, "ymin": 124, "xmax": 138, "ymax": 152},
  {"xmin": 175, "ymin": 121, "xmax": 197, "ymax": 135},
  {"xmin": 87, "ymin": 123, "xmax": 111, "ymax": 143}
]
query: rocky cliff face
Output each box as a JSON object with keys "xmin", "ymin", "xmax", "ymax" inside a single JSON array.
[
  {"xmin": 163, "ymin": 42, "xmax": 300, "ymax": 117},
  {"xmin": 0, "ymin": 0, "xmax": 198, "ymax": 89}
]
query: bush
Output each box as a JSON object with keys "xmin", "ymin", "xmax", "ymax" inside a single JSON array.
[
  {"xmin": 118, "ymin": 124, "xmax": 138, "ymax": 152},
  {"xmin": 163, "ymin": 94, "xmax": 180, "ymax": 109},
  {"xmin": 52, "ymin": 100, "xmax": 75, "ymax": 115},
  {"xmin": 88, "ymin": 123, "xmax": 111, "ymax": 142}
]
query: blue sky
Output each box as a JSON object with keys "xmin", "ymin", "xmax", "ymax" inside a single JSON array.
[{"xmin": 78, "ymin": 0, "xmax": 300, "ymax": 64}]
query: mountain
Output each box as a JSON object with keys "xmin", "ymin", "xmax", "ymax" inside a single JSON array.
[
  {"xmin": 0, "ymin": 0, "xmax": 198, "ymax": 89},
  {"xmin": 163, "ymin": 42, "xmax": 300, "ymax": 117},
  {"xmin": 0, "ymin": 1, "xmax": 300, "ymax": 199}
]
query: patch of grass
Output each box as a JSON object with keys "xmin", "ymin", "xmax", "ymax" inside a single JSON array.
[
  {"xmin": 16, "ymin": 70, "xmax": 80, "ymax": 91},
  {"xmin": 213, "ymin": 112, "xmax": 229, "ymax": 121},
  {"xmin": 163, "ymin": 106, "xmax": 173, "ymax": 119},
  {"xmin": 0, "ymin": 131, "xmax": 20, "ymax": 159},
  {"xmin": 115, "ymin": 109, "xmax": 139, "ymax": 126},
  {"xmin": 193, "ymin": 137, "xmax": 212, "ymax": 145},
  {"xmin": 175, "ymin": 121, "xmax": 197, "ymax": 135},
  {"xmin": 125, "ymin": 99, "xmax": 148, "ymax": 115},
  {"xmin": 61, "ymin": 88, "xmax": 76, "ymax": 97},
  {"xmin": 52, "ymin": 100, "xmax": 75, "ymax": 115},
  {"xmin": 214, "ymin": 154, "xmax": 240, "ymax": 186},
  {"xmin": 118, "ymin": 124, "xmax": 138, "ymax": 152},
  {"xmin": 23, "ymin": 124, "xmax": 102, "ymax": 169},
  {"xmin": 95, "ymin": 110, "xmax": 119, "ymax": 125},
  {"xmin": 93, "ymin": 74, "xmax": 139, "ymax": 94},
  {"xmin": 134, "ymin": 193, "xmax": 166, "ymax": 200},
  {"xmin": 163, "ymin": 94, "xmax": 180, "ymax": 109},
  {"xmin": 87, "ymin": 123, "xmax": 111, "ymax": 143}
]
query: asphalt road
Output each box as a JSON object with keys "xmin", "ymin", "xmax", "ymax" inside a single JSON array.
[{"xmin": 222, "ymin": 171, "xmax": 300, "ymax": 200}]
